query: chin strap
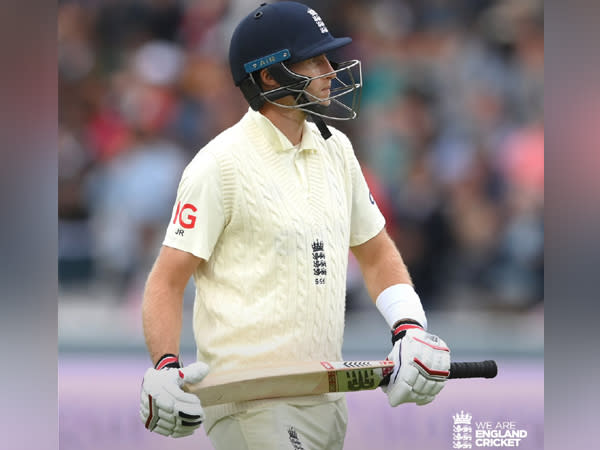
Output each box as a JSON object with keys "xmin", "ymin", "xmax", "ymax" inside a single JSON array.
[
  {"xmin": 299, "ymin": 94, "xmax": 331, "ymax": 140},
  {"xmin": 312, "ymin": 114, "xmax": 332, "ymax": 140}
]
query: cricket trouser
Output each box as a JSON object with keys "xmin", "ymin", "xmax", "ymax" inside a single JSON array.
[{"xmin": 207, "ymin": 396, "xmax": 348, "ymax": 450}]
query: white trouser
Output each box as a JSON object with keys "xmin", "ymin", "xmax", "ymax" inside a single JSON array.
[{"xmin": 207, "ymin": 397, "xmax": 348, "ymax": 450}]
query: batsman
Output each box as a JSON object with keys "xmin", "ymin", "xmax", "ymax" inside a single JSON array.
[{"xmin": 140, "ymin": 2, "xmax": 451, "ymax": 449}]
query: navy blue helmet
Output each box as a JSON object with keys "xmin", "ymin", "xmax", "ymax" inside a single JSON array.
[{"xmin": 228, "ymin": 1, "xmax": 362, "ymax": 127}]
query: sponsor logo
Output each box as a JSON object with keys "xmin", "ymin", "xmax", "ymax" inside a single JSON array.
[
  {"xmin": 173, "ymin": 202, "xmax": 197, "ymax": 229},
  {"xmin": 244, "ymin": 49, "xmax": 290, "ymax": 73},
  {"xmin": 343, "ymin": 369, "xmax": 376, "ymax": 391}
]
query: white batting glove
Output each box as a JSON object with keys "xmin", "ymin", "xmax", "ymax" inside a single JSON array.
[
  {"xmin": 382, "ymin": 322, "xmax": 450, "ymax": 406},
  {"xmin": 140, "ymin": 354, "xmax": 209, "ymax": 438}
]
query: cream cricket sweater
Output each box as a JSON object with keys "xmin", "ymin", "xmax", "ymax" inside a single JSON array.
[{"xmin": 163, "ymin": 109, "xmax": 385, "ymax": 430}]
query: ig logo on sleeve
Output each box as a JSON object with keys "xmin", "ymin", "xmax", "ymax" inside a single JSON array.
[{"xmin": 173, "ymin": 202, "xmax": 197, "ymax": 229}]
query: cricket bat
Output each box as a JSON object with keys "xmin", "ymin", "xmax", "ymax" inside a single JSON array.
[{"xmin": 183, "ymin": 359, "xmax": 497, "ymax": 407}]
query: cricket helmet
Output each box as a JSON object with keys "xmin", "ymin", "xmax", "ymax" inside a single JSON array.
[{"xmin": 228, "ymin": 1, "xmax": 362, "ymax": 131}]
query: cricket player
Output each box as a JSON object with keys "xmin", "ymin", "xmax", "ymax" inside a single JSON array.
[{"xmin": 140, "ymin": 2, "xmax": 451, "ymax": 449}]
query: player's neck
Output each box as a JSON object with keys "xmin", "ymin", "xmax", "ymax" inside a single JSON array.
[{"xmin": 260, "ymin": 103, "xmax": 306, "ymax": 146}]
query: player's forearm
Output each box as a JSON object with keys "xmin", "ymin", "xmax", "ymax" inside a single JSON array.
[
  {"xmin": 142, "ymin": 273, "xmax": 185, "ymax": 365},
  {"xmin": 352, "ymin": 230, "xmax": 427, "ymax": 327},
  {"xmin": 365, "ymin": 247, "xmax": 411, "ymax": 302},
  {"xmin": 352, "ymin": 230, "xmax": 413, "ymax": 302}
]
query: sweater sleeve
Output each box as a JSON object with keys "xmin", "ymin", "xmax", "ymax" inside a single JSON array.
[{"xmin": 162, "ymin": 149, "xmax": 225, "ymax": 260}]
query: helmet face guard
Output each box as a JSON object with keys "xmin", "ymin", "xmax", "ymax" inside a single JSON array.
[{"xmin": 260, "ymin": 59, "xmax": 362, "ymax": 121}]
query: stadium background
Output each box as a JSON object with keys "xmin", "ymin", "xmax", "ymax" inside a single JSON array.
[{"xmin": 58, "ymin": 0, "xmax": 543, "ymax": 448}]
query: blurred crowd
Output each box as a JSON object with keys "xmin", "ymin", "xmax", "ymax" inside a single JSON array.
[{"xmin": 58, "ymin": 0, "xmax": 543, "ymax": 311}]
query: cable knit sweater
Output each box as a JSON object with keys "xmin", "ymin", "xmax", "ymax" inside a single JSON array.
[{"xmin": 163, "ymin": 109, "xmax": 385, "ymax": 429}]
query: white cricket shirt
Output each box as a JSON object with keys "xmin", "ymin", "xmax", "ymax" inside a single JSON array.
[{"xmin": 163, "ymin": 108, "xmax": 385, "ymax": 427}]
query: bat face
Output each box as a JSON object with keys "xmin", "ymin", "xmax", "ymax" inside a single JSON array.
[{"xmin": 183, "ymin": 360, "xmax": 394, "ymax": 406}]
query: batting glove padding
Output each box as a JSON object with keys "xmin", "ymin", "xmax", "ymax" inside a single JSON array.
[
  {"xmin": 383, "ymin": 324, "xmax": 450, "ymax": 406},
  {"xmin": 140, "ymin": 360, "xmax": 209, "ymax": 438}
]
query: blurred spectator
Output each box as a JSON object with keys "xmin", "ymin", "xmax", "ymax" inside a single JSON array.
[
  {"xmin": 486, "ymin": 120, "xmax": 544, "ymax": 307},
  {"xmin": 86, "ymin": 41, "xmax": 187, "ymax": 294},
  {"xmin": 58, "ymin": 0, "xmax": 543, "ymax": 310},
  {"xmin": 58, "ymin": 126, "xmax": 95, "ymax": 285}
]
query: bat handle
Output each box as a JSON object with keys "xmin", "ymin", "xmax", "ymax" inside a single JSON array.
[
  {"xmin": 379, "ymin": 360, "xmax": 498, "ymax": 386},
  {"xmin": 448, "ymin": 360, "xmax": 498, "ymax": 379}
]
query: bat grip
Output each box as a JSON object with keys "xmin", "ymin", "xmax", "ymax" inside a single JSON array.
[
  {"xmin": 379, "ymin": 360, "xmax": 497, "ymax": 386},
  {"xmin": 448, "ymin": 360, "xmax": 498, "ymax": 379}
]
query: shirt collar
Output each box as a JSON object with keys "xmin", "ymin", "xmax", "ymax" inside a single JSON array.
[{"xmin": 247, "ymin": 108, "xmax": 318, "ymax": 153}]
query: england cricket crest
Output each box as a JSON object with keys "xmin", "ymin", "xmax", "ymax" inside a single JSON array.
[
  {"xmin": 452, "ymin": 411, "xmax": 473, "ymax": 449},
  {"xmin": 311, "ymin": 239, "xmax": 327, "ymax": 285}
]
